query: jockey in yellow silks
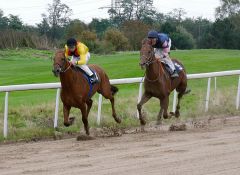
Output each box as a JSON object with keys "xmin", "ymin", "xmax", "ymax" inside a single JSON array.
[{"xmin": 64, "ymin": 38, "xmax": 99, "ymax": 84}]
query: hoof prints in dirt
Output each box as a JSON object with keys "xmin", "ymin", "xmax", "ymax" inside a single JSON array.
[
  {"xmin": 91, "ymin": 127, "xmax": 123, "ymax": 137},
  {"xmin": 169, "ymin": 123, "xmax": 187, "ymax": 131},
  {"xmin": 76, "ymin": 135, "xmax": 95, "ymax": 141}
]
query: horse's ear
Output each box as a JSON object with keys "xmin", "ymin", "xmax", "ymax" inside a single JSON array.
[
  {"xmin": 141, "ymin": 38, "xmax": 147, "ymax": 45},
  {"xmin": 142, "ymin": 38, "xmax": 149, "ymax": 45}
]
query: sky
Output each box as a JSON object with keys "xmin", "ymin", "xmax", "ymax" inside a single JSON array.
[{"xmin": 0, "ymin": 0, "xmax": 221, "ymax": 26}]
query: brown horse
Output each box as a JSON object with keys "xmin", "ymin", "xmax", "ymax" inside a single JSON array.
[
  {"xmin": 137, "ymin": 38, "xmax": 190, "ymax": 126},
  {"xmin": 52, "ymin": 50, "xmax": 121, "ymax": 135}
]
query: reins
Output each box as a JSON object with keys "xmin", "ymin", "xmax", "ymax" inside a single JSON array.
[
  {"xmin": 61, "ymin": 62, "xmax": 71, "ymax": 73},
  {"xmin": 141, "ymin": 49, "xmax": 161, "ymax": 82}
]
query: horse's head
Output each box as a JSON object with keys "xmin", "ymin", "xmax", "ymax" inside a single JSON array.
[
  {"xmin": 52, "ymin": 50, "xmax": 68, "ymax": 77},
  {"xmin": 139, "ymin": 38, "xmax": 155, "ymax": 69}
]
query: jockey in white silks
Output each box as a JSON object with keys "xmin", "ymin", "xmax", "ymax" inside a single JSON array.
[{"xmin": 147, "ymin": 30, "xmax": 178, "ymax": 78}]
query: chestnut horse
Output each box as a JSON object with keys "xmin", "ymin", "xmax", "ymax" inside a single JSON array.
[
  {"xmin": 52, "ymin": 50, "xmax": 121, "ymax": 135},
  {"xmin": 137, "ymin": 38, "xmax": 190, "ymax": 126}
]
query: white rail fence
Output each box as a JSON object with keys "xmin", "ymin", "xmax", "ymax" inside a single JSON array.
[{"xmin": 1, "ymin": 70, "xmax": 240, "ymax": 138}]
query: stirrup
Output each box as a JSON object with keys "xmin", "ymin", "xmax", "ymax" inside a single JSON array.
[{"xmin": 171, "ymin": 71, "xmax": 179, "ymax": 78}]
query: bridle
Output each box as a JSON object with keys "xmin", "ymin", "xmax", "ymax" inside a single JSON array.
[
  {"xmin": 140, "ymin": 49, "xmax": 156, "ymax": 66},
  {"xmin": 140, "ymin": 45, "xmax": 160, "ymax": 82},
  {"xmin": 55, "ymin": 56, "xmax": 71, "ymax": 73}
]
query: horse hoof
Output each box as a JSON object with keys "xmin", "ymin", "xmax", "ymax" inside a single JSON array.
[
  {"xmin": 163, "ymin": 115, "xmax": 169, "ymax": 119},
  {"xmin": 64, "ymin": 122, "xmax": 70, "ymax": 127},
  {"xmin": 69, "ymin": 117, "xmax": 75, "ymax": 125},
  {"xmin": 170, "ymin": 112, "xmax": 175, "ymax": 116},
  {"xmin": 175, "ymin": 111, "xmax": 180, "ymax": 118},
  {"xmin": 140, "ymin": 119, "xmax": 146, "ymax": 126},
  {"xmin": 115, "ymin": 118, "xmax": 121, "ymax": 124}
]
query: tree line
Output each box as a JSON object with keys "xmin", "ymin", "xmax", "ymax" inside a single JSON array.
[{"xmin": 0, "ymin": 0, "xmax": 240, "ymax": 53}]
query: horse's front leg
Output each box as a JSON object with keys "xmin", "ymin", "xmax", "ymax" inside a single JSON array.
[
  {"xmin": 156, "ymin": 107, "xmax": 164, "ymax": 125},
  {"xmin": 80, "ymin": 103, "xmax": 90, "ymax": 135},
  {"xmin": 63, "ymin": 104, "xmax": 73, "ymax": 127},
  {"xmin": 137, "ymin": 92, "xmax": 151, "ymax": 126},
  {"xmin": 161, "ymin": 96, "xmax": 170, "ymax": 119}
]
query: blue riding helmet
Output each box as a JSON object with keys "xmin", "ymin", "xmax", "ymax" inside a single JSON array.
[{"xmin": 147, "ymin": 30, "xmax": 158, "ymax": 38}]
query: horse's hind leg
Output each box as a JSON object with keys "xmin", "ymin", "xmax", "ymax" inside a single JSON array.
[
  {"xmin": 86, "ymin": 99, "xmax": 93, "ymax": 116},
  {"xmin": 100, "ymin": 85, "xmax": 121, "ymax": 123},
  {"xmin": 109, "ymin": 97, "xmax": 121, "ymax": 123},
  {"xmin": 137, "ymin": 92, "xmax": 151, "ymax": 126},
  {"xmin": 175, "ymin": 80, "xmax": 190, "ymax": 118},
  {"xmin": 175, "ymin": 92, "xmax": 183, "ymax": 118},
  {"xmin": 80, "ymin": 103, "xmax": 90, "ymax": 135}
]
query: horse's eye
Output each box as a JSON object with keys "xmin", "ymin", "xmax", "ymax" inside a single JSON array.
[{"xmin": 148, "ymin": 51, "xmax": 151, "ymax": 54}]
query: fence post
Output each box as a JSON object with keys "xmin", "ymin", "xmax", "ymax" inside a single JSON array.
[
  {"xmin": 97, "ymin": 94, "xmax": 103, "ymax": 125},
  {"xmin": 236, "ymin": 76, "xmax": 240, "ymax": 110},
  {"xmin": 172, "ymin": 90, "xmax": 177, "ymax": 112},
  {"xmin": 54, "ymin": 88, "xmax": 60, "ymax": 128},
  {"xmin": 137, "ymin": 81, "xmax": 143, "ymax": 118},
  {"xmin": 214, "ymin": 77, "xmax": 217, "ymax": 91},
  {"xmin": 205, "ymin": 78, "xmax": 211, "ymax": 112},
  {"xmin": 3, "ymin": 92, "xmax": 9, "ymax": 138}
]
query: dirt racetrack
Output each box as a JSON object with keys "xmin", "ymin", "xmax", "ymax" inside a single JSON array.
[{"xmin": 1, "ymin": 116, "xmax": 240, "ymax": 175}]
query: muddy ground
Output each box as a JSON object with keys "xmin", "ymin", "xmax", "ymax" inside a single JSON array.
[{"xmin": 1, "ymin": 116, "xmax": 240, "ymax": 175}]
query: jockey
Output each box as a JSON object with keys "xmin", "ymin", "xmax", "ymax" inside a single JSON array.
[
  {"xmin": 64, "ymin": 38, "xmax": 99, "ymax": 84},
  {"xmin": 147, "ymin": 30, "xmax": 178, "ymax": 78}
]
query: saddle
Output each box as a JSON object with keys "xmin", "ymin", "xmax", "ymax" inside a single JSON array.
[
  {"xmin": 160, "ymin": 60, "xmax": 183, "ymax": 75},
  {"xmin": 74, "ymin": 67, "xmax": 100, "ymax": 84}
]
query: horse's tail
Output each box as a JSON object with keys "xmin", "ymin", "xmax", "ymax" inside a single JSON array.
[{"xmin": 111, "ymin": 85, "xmax": 119, "ymax": 96}]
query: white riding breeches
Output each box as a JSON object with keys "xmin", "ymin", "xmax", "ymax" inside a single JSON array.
[
  {"xmin": 71, "ymin": 52, "xmax": 93, "ymax": 76},
  {"xmin": 154, "ymin": 39, "xmax": 175, "ymax": 73}
]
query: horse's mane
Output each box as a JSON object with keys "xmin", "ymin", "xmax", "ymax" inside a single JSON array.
[
  {"xmin": 56, "ymin": 49, "xmax": 65, "ymax": 54},
  {"xmin": 142, "ymin": 38, "xmax": 149, "ymax": 45},
  {"xmin": 54, "ymin": 49, "xmax": 66, "ymax": 59}
]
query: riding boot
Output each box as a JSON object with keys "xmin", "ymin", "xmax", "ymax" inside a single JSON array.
[{"xmin": 90, "ymin": 73, "xmax": 99, "ymax": 84}]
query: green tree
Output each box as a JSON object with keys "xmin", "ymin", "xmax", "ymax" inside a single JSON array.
[
  {"xmin": 215, "ymin": 0, "xmax": 240, "ymax": 19},
  {"xmin": 89, "ymin": 18, "xmax": 112, "ymax": 38},
  {"xmin": 80, "ymin": 30, "xmax": 98, "ymax": 52},
  {"xmin": 121, "ymin": 20, "xmax": 150, "ymax": 50},
  {"xmin": 211, "ymin": 18, "xmax": 240, "ymax": 49},
  {"xmin": 65, "ymin": 19, "xmax": 88, "ymax": 39},
  {"xmin": 0, "ymin": 9, "xmax": 9, "ymax": 30},
  {"xmin": 8, "ymin": 14, "xmax": 23, "ymax": 30},
  {"xmin": 37, "ymin": 18, "xmax": 51, "ymax": 37},
  {"xmin": 40, "ymin": 0, "xmax": 72, "ymax": 41},
  {"xmin": 108, "ymin": 0, "xmax": 156, "ymax": 27},
  {"xmin": 182, "ymin": 17, "xmax": 213, "ymax": 48},
  {"xmin": 160, "ymin": 22, "xmax": 177, "ymax": 34},
  {"xmin": 167, "ymin": 8, "xmax": 187, "ymax": 24},
  {"xmin": 104, "ymin": 28, "xmax": 129, "ymax": 51},
  {"xmin": 171, "ymin": 26, "xmax": 195, "ymax": 49}
]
